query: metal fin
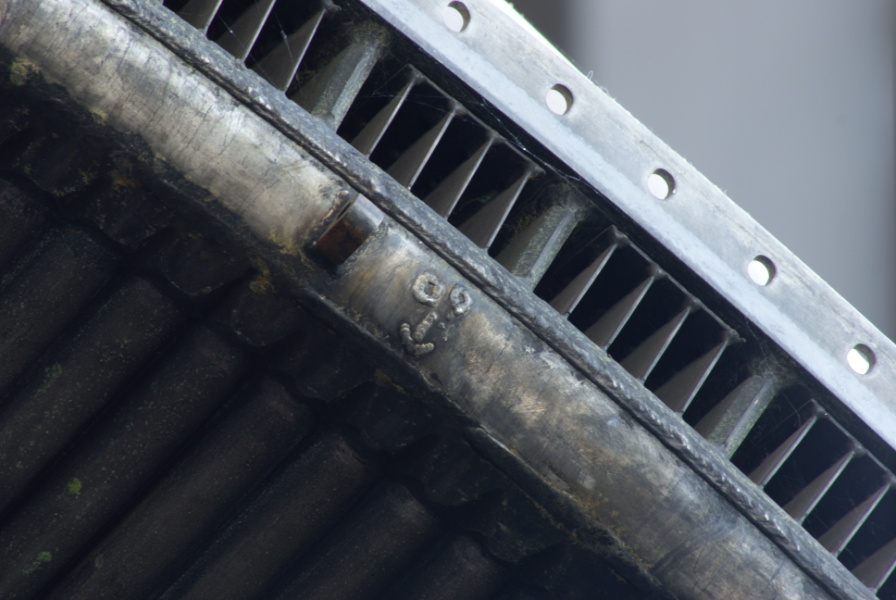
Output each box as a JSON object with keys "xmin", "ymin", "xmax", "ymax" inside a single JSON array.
[
  {"xmin": 749, "ymin": 412, "xmax": 818, "ymax": 487},
  {"xmin": 654, "ymin": 339, "xmax": 729, "ymax": 414},
  {"xmin": 819, "ymin": 482, "xmax": 890, "ymax": 556},
  {"xmin": 216, "ymin": 0, "xmax": 277, "ymax": 62},
  {"xmin": 351, "ymin": 75, "xmax": 417, "ymax": 156},
  {"xmin": 548, "ymin": 233, "xmax": 617, "ymax": 316},
  {"xmin": 458, "ymin": 167, "xmax": 533, "ymax": 249},
  {"xmin": 253, "ymin": 10, "xmax": 326, "ymax": 90},
  {"xmin": 620, "ymin": 306, "xmax": 691, "ymax": 381},
  {"xmin": 387, "ymin": 109, "xmax": 455, "ymax": 187},
  {"xmin": 423, "ymin": 137, "xmax": 493, "ymax": 217},
  {"xmin": 584, "ymin": 275, "xmax": 654, "ymax": 348},
  {"xmin": 852, "ymin": 537, "xmax": 896, "ymax": 591},
  {"xmin": 177, "ymin": 0, "xmax": 224, "ymax": 32},
  {"xmin": 783, "ymin": 449, "xmax": 855, "ymax": 523},
  {"xmin": 693, "ymin": 370, "xmax": 776, "ymax": 456}
]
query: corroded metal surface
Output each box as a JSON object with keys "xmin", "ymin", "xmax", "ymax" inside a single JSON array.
[{"xmin": 0, "ymin": 0, "xmax": 892, "ymax": 599}]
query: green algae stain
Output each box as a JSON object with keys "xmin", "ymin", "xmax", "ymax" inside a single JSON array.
[
  {"xmin": 46, "ymin": 363, "xmax": 63, "ymax": 380},
  {"xmin": 10, "ymin": 58, "xmax": 40, "ymax": 87},
  {"xmin": 22, "ymin": 551, "xmax": 52, "ymax": 575},
  {"xmin": 67, "ymin": 477, "xmax": 82, "ymax": 496},
  {"xmin": 36, "ymin": 363, "xmax": 64, "ymax": 396}
]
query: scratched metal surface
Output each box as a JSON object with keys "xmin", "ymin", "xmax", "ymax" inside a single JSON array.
[
  {"xmin": 83, "ymin": 0, "xmax": 896, "ymax": 595},
  {"xmin": 1, "ymin": 0, "xmax": 894, "ymax": 598}
]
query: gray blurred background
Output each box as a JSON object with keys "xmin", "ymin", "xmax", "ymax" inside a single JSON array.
[{"xmin": 511, "ymin": 0, "xmax": 895, "ymax": 339}]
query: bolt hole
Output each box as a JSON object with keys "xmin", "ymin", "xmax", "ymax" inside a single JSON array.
[
  {"xmin": 545, "ymin": 84, "xmax": 573, "ymax": 115},
  {"xmin": 748, "ymin": 256, "xmax": 776, "ymax": 286},
  {"xmin": 847, "ymin": 344, "xmax": 875, "ymax": 375},
  {"xmin": 647, "ymin": 169, "xmax": 675, "ymax": 200},
  {"xmin": 444, "ymin": 2, "xmax": 470, "ymax": 32}
]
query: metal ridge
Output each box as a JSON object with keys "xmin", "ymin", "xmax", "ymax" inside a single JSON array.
[{"xmin": 355, "ymin": 0, "xmax": 896, "ymax": 454}]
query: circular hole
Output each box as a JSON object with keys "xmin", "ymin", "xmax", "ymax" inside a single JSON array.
[
  {"xmin": 847, "ymin": 344, "xmax": 875, "ymax": 375},
  {"xmin": 747, "ymin": 256, "xmax": 776, "ymax": 286},
  {"xmin": 443, "ymin": 1, "xmax": 470, "ymax": 32},
  {"xmin": 545, "ymin": 84, "xmax": 573, "ymax": 115},
  {"xmin": 647, "ymin": 169, "xmax": 675, "ymax": 199}
]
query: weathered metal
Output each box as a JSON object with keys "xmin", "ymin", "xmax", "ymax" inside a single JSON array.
[{"xmin": 1, "ymin": 0, "xmax": 893, "ymax": 598}]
